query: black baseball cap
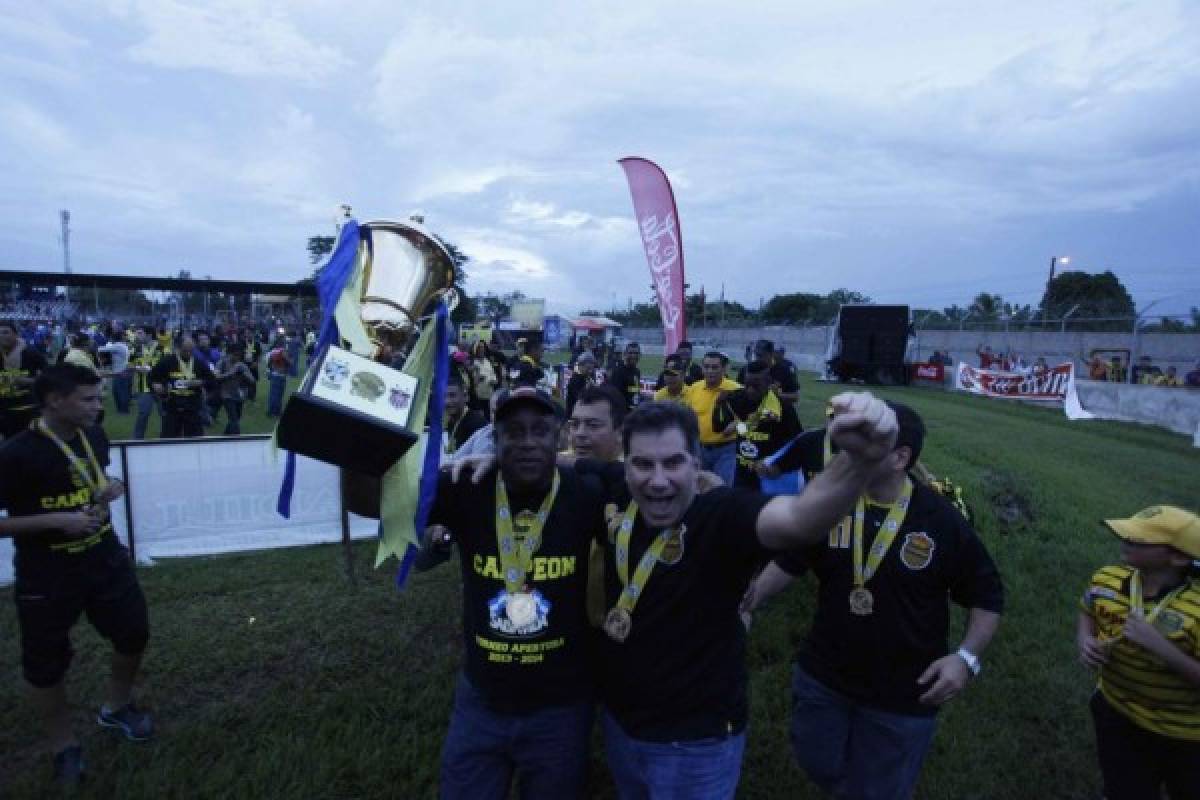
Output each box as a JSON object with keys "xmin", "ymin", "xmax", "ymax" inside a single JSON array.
[{"xmin": 494, "ymin": 386, "xmax": 562, "ymax": 421}]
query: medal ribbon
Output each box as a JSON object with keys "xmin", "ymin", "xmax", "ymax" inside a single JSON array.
[
  {"xmin": 744, "ymin": 389, "xmax": 782, "ymax": 433},
  {"xmin": 851, "ymin": 478, "xmax": 913, "ymax": 589},
  {"xmin": 495, "ymin": 471, "xmax": 561, "ymax": 595},
  {"xmin": 613, "ymin": 502, "xmax": 677, "ymax": 616},
  {"xmin": 1128, "ymin": 571, "xmax": 1187, "ymax": 624},
  {"xmin": 179, "ymin": 355, "xmax": 195, "ymax": 382},
  {"xmin": 35, "ymin": 419, "xmax": 108, "ymax": 494}
]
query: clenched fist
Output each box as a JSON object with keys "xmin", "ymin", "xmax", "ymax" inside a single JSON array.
[{"xmin": 827, "ymin": 392, "xmax": 898, "ymax": 466}]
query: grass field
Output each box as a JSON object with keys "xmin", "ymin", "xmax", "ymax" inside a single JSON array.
[{"xmin": 2, "ymin": 363, "xmax": 1197, "ymax": 797}]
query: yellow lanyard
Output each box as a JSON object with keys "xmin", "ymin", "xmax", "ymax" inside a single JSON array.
[
  {"xmin": 178, "ymin": 356, "xmax": 195, "ymax": 381},
  {"xmin": 495, "ymin": 472, "xmax": 560, "ymax": 594},
  {"xmin": 1128, "ymin": 571, "xmax": 1187, "ymax": 624},
  {"xmin": 613, "ymin": 502, "xmax": 682, "ymax": 615},
  {"xmin": 35, "ymin": 419, "xmax": 108, "ymax": 494},
  {"xmin": 851, "ymin": 479, "xmax": 913, "ymax": 588}
]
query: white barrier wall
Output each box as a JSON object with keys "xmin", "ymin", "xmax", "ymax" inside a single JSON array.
[{"xmin": 1, "ymin": 438, "xmax": 378, "ymax": 585}]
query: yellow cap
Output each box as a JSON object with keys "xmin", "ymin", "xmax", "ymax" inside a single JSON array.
[{"xmin": 1105, "ymin": 506, "xmax": 1200, "ymax": 559}]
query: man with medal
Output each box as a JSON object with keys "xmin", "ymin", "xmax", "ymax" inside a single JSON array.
[
  {"xmin": 742, "ymin": 402, "xmax": 1004, "ymax": 800},
  {"xmin": 1, "ymin": 318, "xmax": 49, "ymax": 441},
  {"xmin": 415, "ymin": 387, "xmax": 609, "ymax": 799},
  {"xmin": 0, "ymin": 365, "xmax": 153, "ymax": 785},
  {"xmin": 712, "ymin": 359, "xmax": 802, "ymax": 490},
  {"xmin": 149, "ymin": 335, "xmax": 214, "ymax": 438},
  {"xmin": 563, "ymin": 391, "xmax": 899, "ymax": 798}
]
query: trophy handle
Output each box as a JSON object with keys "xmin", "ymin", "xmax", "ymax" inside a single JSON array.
[{"xmin": 440, "ymin": 288, "xmax": 460, "ymax": 313}]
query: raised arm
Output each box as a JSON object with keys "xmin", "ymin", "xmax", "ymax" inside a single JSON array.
[{"xmin": 755, "ymin": 392, "xmax": 896, "ymax": 550}]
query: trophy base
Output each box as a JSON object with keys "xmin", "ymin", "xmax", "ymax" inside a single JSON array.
[{"xmin": 277, "ymin": 392, "xmax": 419, "ymax": 477}]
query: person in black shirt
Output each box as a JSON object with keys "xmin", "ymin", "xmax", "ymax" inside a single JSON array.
[
  {"xmin": 0, "ymin": 365, "xmax": 153, "ymax": 785},
  {"xmin": 712, "ymin": 360, "xmax": 802, "ymax": 490},
  {"xmin": 1, "ymin": 319, "xmax": 49, "ymax": 440},
  {"xmin": 737, "ymin": 339, "xmax": 799, "ymax": 404},
  {"xmin": 149, "ymin": 337, "xmax": 214, "ymax": 438},
  {"xmin": 443, "ymin": 373, "xmax": 487, "ymax": 455},
  {"xmin": 607, "ymin": 342, "xmax": 643, "ymax": 410},
  {"xmin": 743, "ymin": 402, "xmax": 1004, "ymax": 800},
  {"xmin": 416, "ymin": 387, "xmax": 608, "ymax": 799},
  {"xmin": 578, "ymin": 394, "xmax": 899, "ymax": 798},
  {"xmin": 564, "ymin": 351, "xmax": 597, "ymax": 417}
]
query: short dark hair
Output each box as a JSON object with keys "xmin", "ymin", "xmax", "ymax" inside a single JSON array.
[
  {"xmin": 625, "ymin": 342, "xmax": 640, "ymax": 352},
  {"xmin": 446, "ymin": 370, "xmax": 466, "ymax": 390},
  {"xmin": 702, "ymin": 350, "xmax": 723, "ymax": 362},
  {"xmin": 622, "ymin": 401, "xmax": 700, "ymax": 459},
  {"xmin": 34, "ymin": 364, "xmax": 101, "ymax": 404},
  {"xmin": 576, "ymin": 383, "xmax": 626, "ymax": 428},
  {"xmin": 754, "ymin": 339, "xmax": 774, "ymax": 354},
  {"xmin": 678, "ymin": 340, "xmax": 693, "ymax": 349},
  {"xmin": 887, "ymin": 401, "xmax": 926, "ymax": 469},
  {"xmin": 744, "ymin": 360, "xmax": 770, "ymax": 375}
]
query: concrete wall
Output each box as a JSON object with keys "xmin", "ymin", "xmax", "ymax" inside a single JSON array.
[
  {"xmin": 617, "ymin": 326, "xmax": 1200, "ymax": 374},
  {"xmin": 1075, "ymin": 380, "xmax": 1200, "ymax": 439}
]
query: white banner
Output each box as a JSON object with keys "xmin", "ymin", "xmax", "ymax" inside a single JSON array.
[{"xmin": 2, "ymin": 438, "xmax": 377, "ymax": 585}]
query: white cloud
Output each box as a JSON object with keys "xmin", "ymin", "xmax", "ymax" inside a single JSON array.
[{"xmin": 118, "ymin": 0, "xmax": 349, "ymax": 83}]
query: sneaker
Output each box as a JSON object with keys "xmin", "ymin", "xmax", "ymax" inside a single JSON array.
[
  {"xmin": 52, "ymin": 744, "xmax": 85, "ymax": 785},
  {"xmin": 97, "ymin": 703, "xmax": 154, "ymax": 741}
]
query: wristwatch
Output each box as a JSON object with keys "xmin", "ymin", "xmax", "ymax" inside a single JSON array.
[{"xmin": 955, "ymin": 647, "xmax": 981, "ymax": 676}]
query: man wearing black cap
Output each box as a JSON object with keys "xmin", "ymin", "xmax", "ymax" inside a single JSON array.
[
  {"xmin": 416, "ymin": 387, "xmax": 608, "ymax": 799},
  {"xmin": 742, "ymin": 402, "xmax": 1004, "ymax": 800}
]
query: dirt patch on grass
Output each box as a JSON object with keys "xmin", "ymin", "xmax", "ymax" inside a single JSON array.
[{"xmin": 981, "ymin": 470, "xmax": 1035, "ymax": 533}]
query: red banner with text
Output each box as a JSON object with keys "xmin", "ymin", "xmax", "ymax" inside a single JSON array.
[{"xmin": 955, "ymin": 362, "xmax": 1076, "ymax": 402}]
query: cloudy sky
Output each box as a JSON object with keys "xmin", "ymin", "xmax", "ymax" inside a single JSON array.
[{"xmin": 2, "ymin": 1, "xmax": 1198, "ymax": 317}]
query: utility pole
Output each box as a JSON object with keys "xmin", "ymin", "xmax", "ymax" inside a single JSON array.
[{"xmin": 60, "ymin": 210, "xmax": 71, "ymax": 303}]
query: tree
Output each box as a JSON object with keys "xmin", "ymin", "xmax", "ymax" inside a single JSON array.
[
  {"xmin": 307, "ymin": 236, "xmax": 336, "ymax": 264},
  {"xmin": 968, "ymin": 292, "xmax": 1005, "ymax": 321},
  {"xmin": 1038, "ymin": 270, "xmax": 1134, "ymax": 331},
  {"xmin": 762, "ymin": 292, "xmax": 825, "ymax": 324}
]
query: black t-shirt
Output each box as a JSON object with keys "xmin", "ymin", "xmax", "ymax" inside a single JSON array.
[
  {"xmin": 607, "ymin": 363, "xmax": 642, "ymax": 409},
  {"xmin": 713, "ymin": 389, "xmax": 803, "ymax": 490},
  {"xmin": 775, "ymin": 483, "xmax": 1004, "ymax": 716},
  {"xmin": 577, "ymin": 459, "xmax": 773, "ymax": 741},
  {"xmin": 149, "ymin": 353, "xmax": 214, "ymax": 411},
  {"xmin": 428, "ymin": 467, "xmax": 608, "ymax": 713},
  {"xmin": 1, "ymin": 346, "xmax": 49, "ymax": 418},
  {"xmin": 446, "ymin": 409, "xmax": 487, "ymax": 452},
  {"xmin": 0, "ymin": 425, "xmax": 117, "ymax": 565}
]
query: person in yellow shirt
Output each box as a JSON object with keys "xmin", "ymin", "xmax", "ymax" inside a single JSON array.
[
  {"xmin": 1077, "ymin": 506, "xmax": 1200, "ymax": 800},
  {"xmin": 683, "ymin": 351, "xmax": 741, "ymax": 485},
  {"xmin": 652, "ymin": 355, "xmax": 690, "ymax": 405}
]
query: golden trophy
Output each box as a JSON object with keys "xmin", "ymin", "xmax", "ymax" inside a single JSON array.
[{"xmin": 276, "ymin": 219, "xmax": 456, "ymax": 483}]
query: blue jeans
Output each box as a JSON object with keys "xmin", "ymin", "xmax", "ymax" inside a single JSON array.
[
  {"xmin": 133, "ymin": 391, "xmax": 160, "ymax": 440},
  {"xmin": 267, "ymin": 373, "xmax": 287, "ymax": 416},
  {"xmin": 789, "ymin": 665, "xmax": 938, "ymax": 800},
  {"xmin": 602, "ymin": 709, "xmax": 746, "ymax": 800},
  {"xmin": 112, "ymin": 373, "xmax": 133, "ymax": 413},
  {"xmin": 701, "ymin": 442, "xmax": 737, "ymax": 487},
  {"xmin": 440, "ymin": 673, "xmax": 593, "ymax": 800}
]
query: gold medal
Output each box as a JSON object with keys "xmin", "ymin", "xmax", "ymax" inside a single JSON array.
[
  {"xmin": 604, "ymin": 607, "xmax": 632, "ymax": 642},
  {"xmin": 506, "ymin": 591, "xmax": 537, "ymax": 628},
  {"xmin": 849, "ymin": 587, "xmax": 874, "ymax": 616}
]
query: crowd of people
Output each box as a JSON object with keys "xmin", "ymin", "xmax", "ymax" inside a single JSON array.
[{"xmin": 2, "ymin": 317, "xmax": 1199, "ymax": 799}]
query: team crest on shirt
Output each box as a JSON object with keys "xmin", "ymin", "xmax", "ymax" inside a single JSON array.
[
  {"xmin": 738, "ymin": 440, "xmax": 759, "ymax": 460},
  {"xmin": 899, "ymin": 532, "xmax": 935, "ymax": 570},
  {"xmin": 1155, "ymin": 610, "xmax": 1186, "ymax": 635},
  {"xmin": 659, "ymin": 524, "xmax": 687, "ymax": 565}
]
